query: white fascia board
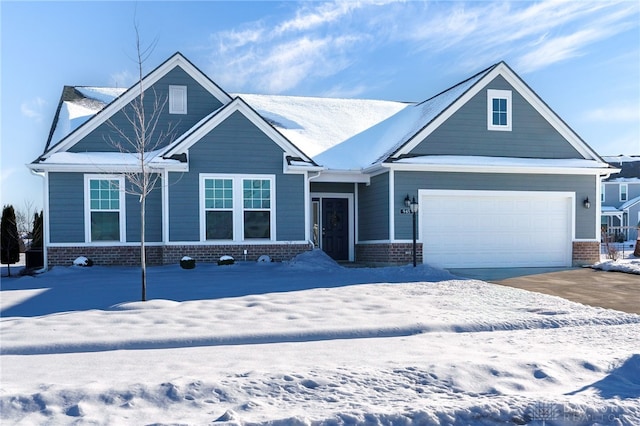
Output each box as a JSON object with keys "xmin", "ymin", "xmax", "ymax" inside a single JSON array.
[
  {"xmin": 393, "ymin": 63, "xmax": 602, "ymax": 162},
  {"xmin": 311, "ymin": 169, "xmax": 370, "ymax": 183},
  {"xmin": 44, "ymin": 53, "xmax": 232, "ymax": 158},
  {"xmin": 386, "ymin": 162, "xmax": 616, "ymax": 176},
  {"xmin": 27, "ymin": 162, "xmax": 188, "ymax": 173},
  {"xmin": 165, "ymin": 98, "xmax": 313, "ymax": 162}
]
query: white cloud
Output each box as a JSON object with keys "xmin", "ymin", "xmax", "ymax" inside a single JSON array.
[
  {"xmin": 20, "ymin": 97, "xmax": 46, "ymax": 121},
  {"xmin": 205, "ymin": 0, "xmax": 639, "ymax": 94},
  {"xmin": 109, "ymin": 70, "xmax": 136, "ymax": 89},
  {"xmin": 586, "ymin": 104, "xmax": 640, "ymax": 123}
]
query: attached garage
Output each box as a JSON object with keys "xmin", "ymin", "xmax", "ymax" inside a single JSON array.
[{"xmin": 420, "ymin": 190, "xmax": 573, "ymax": 268}]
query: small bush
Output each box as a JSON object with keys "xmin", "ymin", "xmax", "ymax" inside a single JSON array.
[
  {"xmin": 257, "ymin": 255, "xmax": 272, "ymax": 263},
  {"xmin": 218, "ymin": 255, "xmax": 235, "ymax": 266},
  {"xmin": 73, "ymin": 256, "xmax": 93, "ymax": 267},
  {"xmin": 180, "ymin": 256, "xmax": 196, "ymax": 269}
]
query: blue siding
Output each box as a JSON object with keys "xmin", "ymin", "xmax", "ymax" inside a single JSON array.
[
  {"xmin": 603, "ymin": 182, "xmax": 640, "ymax": 208},
  {"xmin": 358, "ymin": 173, "xmax": 389, "ymax": 241},
  {"xmin": 48, "ymin": 172, "xmax": 85, "ymax": 243},
  {"xmin": 168, "ymin": 111, "xmax": 306, "ymax": 241},
  {"xmin": 125, "ymin": 177, "xmax": 163, "ymax": 243},
  {"xmin": 395, "ymin": 171, "xmax": 597, "ymax": 239},
  {"xmin": 70, "ymin": 66, "xmax": 224, "ymax": 153},
  {"xmin": 409, "ymin": 76, "xmax": 583, "ymax": 159}
]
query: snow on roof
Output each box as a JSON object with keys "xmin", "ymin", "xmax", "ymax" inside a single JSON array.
[
  {"xmin": 602, "ymin": 155, "xmax": 640, "ymax": 163},
  {"xmin": 48, "ymin": 87, "xmax": 126, "ymax": 149},
  {"xmin": 395, "ymin": 155, "xmax": 608, "ymax": 169},
  {"xmin": 235, "ymin": 94, "xmax": 409, "ymax": 157},
  {"xmin": 75, "ymin": 87, "xmax": 126, "ymax": 105},
  {"xmin": 314, "ymin": 67, "xmax": 492, "ymax": 170},
  {"xmin": 601, "ymin": 206, "xmax": 622, "ymax": 213},
  {"xmin": 621, "ymin": 195, "xmax": 640, "ymax": 209},
  {"xmin": 608, "ymin": 177, "xmax": 640, "ymax": 183}
]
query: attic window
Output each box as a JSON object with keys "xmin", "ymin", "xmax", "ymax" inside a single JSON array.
[
  {"xmin": 487, "ymin": 89, "xmax": 511, "ymax": 131},
  {"xmin": 169, "ymin": 85, "xmax": 187, "ymax": 114}
]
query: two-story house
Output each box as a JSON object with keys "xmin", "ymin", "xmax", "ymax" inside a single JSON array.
[{"xmin": 601, "ymin": 155, "xmax": 640, "ymax": 242}]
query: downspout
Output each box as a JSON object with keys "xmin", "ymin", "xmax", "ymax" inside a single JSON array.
[{"xmin": 29, "ymin": 168, "xmax": 48, "ymax": 271}]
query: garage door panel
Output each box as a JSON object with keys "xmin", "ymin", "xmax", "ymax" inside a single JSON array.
[{"xmin": 422, "ymin": 191, "xmax": 571, "ymax": 268}]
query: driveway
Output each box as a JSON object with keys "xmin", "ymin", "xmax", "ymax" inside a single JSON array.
[{"xmin": 448, "ymin": 267, "xmax": 640, "ymax": 315}]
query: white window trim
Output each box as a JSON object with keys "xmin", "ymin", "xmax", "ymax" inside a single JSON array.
[
  {"xmin": 487, "ymin": 89, "xmax": 512, "ymax": 131},
  {"xmin": 169, "ymin": 85, "xmax": 187, "ymax": 114},
  {"xmin": 620, "ymin": 183, "xmax": 628, "ymax": 202},
  {"xmin": 199, "ymin": 174, "xmax": 276, "ymax": 242},
  {"xmin": 84, "ymin": 174, "xmax": 126, "ymax": 243},
  {"xmin": 601, "ymin": 183, "xmax": 605, "ymax": 203}
]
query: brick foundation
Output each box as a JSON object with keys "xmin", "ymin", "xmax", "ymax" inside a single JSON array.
[
  {"xmin": 356, "ymin": 242, "xmax": 423, "ymax": 265},
  {"xmin": 48, "ymin": 246, "xmax": 164, "ymax": 267},
  {"xmin": 572, "ymin": 241, "xmax": 600, "ymax": 266},
  {"xmin": 47, "ymin": 243, "xmax": 312, "ymax": 267},
  {"xmin": 162, "ymin": 243, "xmax": 312, "ymax": 264}
]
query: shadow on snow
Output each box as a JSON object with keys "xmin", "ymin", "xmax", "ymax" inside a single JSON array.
[{"xmin": 0, "ymin": 256, "xmax": 457, "ymax": 318}]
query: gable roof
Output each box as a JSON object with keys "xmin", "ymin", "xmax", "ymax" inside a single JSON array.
[
  {"xmin": 161, "ymin": 96, "xmax": 318, "ymax": 166},
  {"xmin": 40, "ymin": 52, "xmax": 232, "ymax": 159},
  {"xmin": 315, "ymin": 62, "xmax": 608, "ymax": 171}
]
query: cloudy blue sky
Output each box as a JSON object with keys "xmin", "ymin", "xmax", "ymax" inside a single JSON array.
[{"xmin": 1, "ymin": 1, "xmax": 639, "ymax": 210}]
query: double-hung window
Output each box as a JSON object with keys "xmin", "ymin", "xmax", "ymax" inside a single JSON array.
[
  {"xmin": 243, "ymin": 179, "xmax": 271, "ymax": 239},
  {"xmin": 200, "ymin": 174, "xmax": 275, "ymax": 241},
  {"xmin": 85, "ymin": 175, "xmax": 125, "ymax": 242},
  {"xmin": 487, "ymin": 89, "xmax": 512, "ymax": 131},
  {"xmin": 204, "ymin": 178, "xmax": 233, "ymax": 240},
  {"xmin": 620, "ymin": 184, "xmax": 628, "ymax": 202}
]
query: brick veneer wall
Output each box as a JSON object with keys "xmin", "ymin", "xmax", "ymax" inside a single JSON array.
[
  {"xmin": 162, "ymin": 243, "xmax": 312, "ymax": 264},
  {"xmin": 356, "ymin": 242, "xmax": 423, "ymax": 265},
  {"xmin": 47, "ymin": 243, "xmax": 313, "ymax": 267},
  {"xmin": 48, "ymin": 246, "xmax": 164, "ymax": 267},
  {"xmin": 572, "ymin": 241, "xmax": 600, "ymax": 266}
]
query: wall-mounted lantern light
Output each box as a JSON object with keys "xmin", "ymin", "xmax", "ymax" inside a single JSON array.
[
  {"xmin": 404, "ymin": 194, "xmax": 419, "ymax": 267},
  {"xmin": 583, "ymin": 197, "xmax": 591, "ymax": 209}
]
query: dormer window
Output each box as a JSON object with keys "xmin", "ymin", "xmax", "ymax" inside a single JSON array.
[
  {"xmin": 169, "ymin": 85, "xmax": 187, "ymax": 114},
  {"xmin": 487, "ymin": 89, "xmax": 512, "ymax": 131}
]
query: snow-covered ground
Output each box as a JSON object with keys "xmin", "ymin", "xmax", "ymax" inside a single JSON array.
[
  {"xmin": 595, "ymin": 241, "xmax": 640, "ymax": 274},
  {"xmin": 1, "ymin": 250, "xmax": 639, "ymax": 425}
]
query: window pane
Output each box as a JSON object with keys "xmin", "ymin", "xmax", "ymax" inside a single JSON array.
[
  {"xmin": 243, "ymin": 179, "xmax": 271, "ymax": 210},
  {"xmin": 244, "ymin": 211, "xmax": 270, "ymax": 239},
  {"xmin": 204, "ymin": 178, "xmax": 233, "ymax": 210},
  {"xmin": 90, "ymin": 179, "xmax": 120, "ymax": 211},
  {"xmin": 206, "ymin": 211, "xmax": 233, "ymax": 240},
  {"xmin": 91, "ymin": 212, "xmax": 119, "ymax": 241}
]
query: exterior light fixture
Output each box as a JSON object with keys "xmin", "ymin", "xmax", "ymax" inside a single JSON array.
[
  {"xmin": 583, "ymin": 197, "xmax": 590, "ymax": 209},
  {"xmin": 404, "ymin": 194, "xmax": 411, "ymax": 208},
  {"xmin": 410, "ymin": 196, "xmax": 419, "ymax": 267}
]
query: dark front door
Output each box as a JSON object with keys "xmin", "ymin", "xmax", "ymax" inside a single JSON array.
[{"xmin": 322, "ymin": 198, "xmax": 349, "ymax": 261}]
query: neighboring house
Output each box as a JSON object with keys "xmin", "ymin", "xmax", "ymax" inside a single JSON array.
[
  {"xmin": 601, "ymin": 155, "xmax": 640, "ymax": 242},
  {"xmin": 29, "ymin": 52, "xmax": 617, "ymax": 269}
]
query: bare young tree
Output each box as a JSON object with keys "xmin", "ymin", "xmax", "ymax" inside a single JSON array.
[
  {"xmin": 15, "ymin": 199, "xmax": 37, "ymax": 238},
  {"xmin": 107, "ymin": 26, "xmax": 176, "ymax": 301}
]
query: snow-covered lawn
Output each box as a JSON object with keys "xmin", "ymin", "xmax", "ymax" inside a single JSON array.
[
  {"xmin": 1, "ymin": 250, "xmax": 639, "ymax": 425},
  {"xmin": 595, "ymin": 242, "xmax": 640, "ymax": 274}
]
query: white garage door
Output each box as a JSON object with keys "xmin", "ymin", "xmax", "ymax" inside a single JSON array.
[{"xmin": 421, "ymin": 190, "xmax": 572, "ymax": 268}]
